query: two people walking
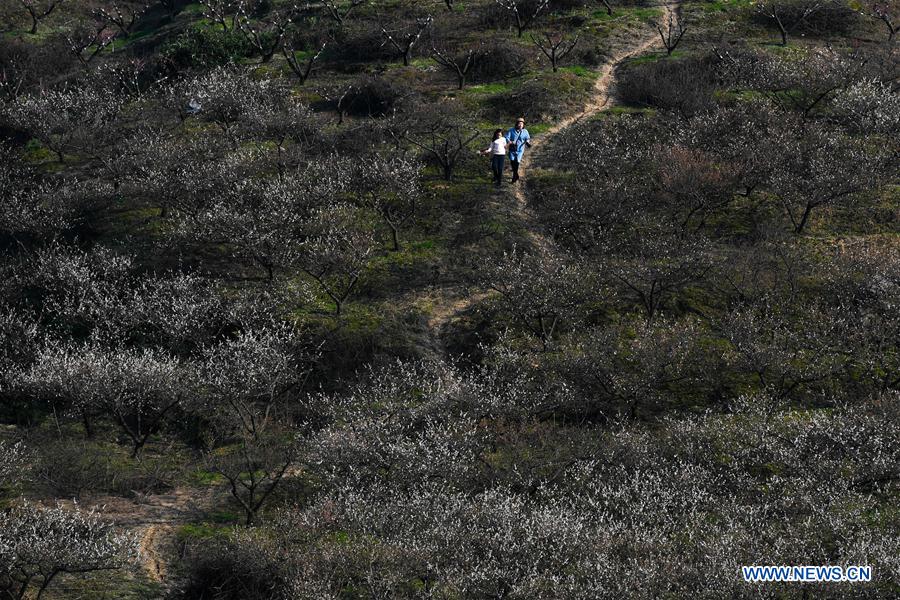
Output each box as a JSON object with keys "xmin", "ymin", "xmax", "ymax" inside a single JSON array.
[{"xmin": 481, "ymin": 117, "xmax": 532, "ymax": 187}]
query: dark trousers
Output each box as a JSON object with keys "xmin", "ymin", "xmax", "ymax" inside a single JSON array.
[
  {"xmin": 510, "ymin": 158, "xmax": 520, "ymax": 181},
  {"xmin": 491, "ymin": 155, "xmax": 505, "ymax": 185}
]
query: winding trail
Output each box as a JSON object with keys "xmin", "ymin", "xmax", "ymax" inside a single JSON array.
[
  {"xmin": 513, "ymin": 1, "xmax": 680, "ymax": 231},
  {"xmin": 61, "ymin": 486, "xmax": 217, "ymax": 586},
  {"xmin": 428, "ymin": 2, "xmax": 681, "ymax": 340}
]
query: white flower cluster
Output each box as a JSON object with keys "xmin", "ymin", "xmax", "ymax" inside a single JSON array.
[
  {"xmin": 0, "ymin": 501, "xmax": 137, "ymax": 599},
  {"xmin": 258, "ymin": 389, "xmax": 900, "ymax": 599}
]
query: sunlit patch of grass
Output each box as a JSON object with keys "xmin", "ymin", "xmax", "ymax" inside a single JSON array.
[
  {"xmin": 626, "ymin": 6, "xmax": 664, "ymax": 21},
  {"xmin": 465, "ymin": 81, "xmax": 515, "ymax": 95},
  {"xmin": 591, "ymin": 9, "xmax": 615, "ymax": 20},
  {"xmin": 368, "ymin": 238, "xmax": 441, "ymax": 268},
  {"xmin": 176, "ymin": 522, "xmax": 232, "ymax": 541},
  {"xmin": 106, "ymin": 25, "xmax": 157, "ymax": 51},
  {"xmin": 557, "ymin": 65, "xmax": 592, "ymax": 77},
  {"xmin": 697, "ymin": 0, "xmax": 755, "ymax": 12},
  {"xmin": 190, "ymin": 469, "xmax": 225, "ymax": 486},
  {"xmin": 626, "ymin": 50, "xmax": 683, "ymax": 65},
  {"xmin": 408, "ymin": 57, "xmax": 433, "ymax": 68},
  {"xmin": 182, "ymin": 3, "xmax": 206, "ymax": 15},
  {"xmin": 22, "ymin": 139, "xmax": 54, "ymax": 163},
  {"xmin": 525, "ymin": 122, "xmax": 553, "ymax": 135}
]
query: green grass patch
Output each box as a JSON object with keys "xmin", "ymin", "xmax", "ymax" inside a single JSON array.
[
  {"xmin": 464, "ymin": 81, "xmax": 515, "ymax": 95},
  {"xmin": 626, "ymin": 50, "xmax": 682, "ymax": 65},
  {"xmin": 22, "ymin": 139, "xmax": 54, "ymax": 163},
  {"xmin": 525, "ymin": 122, "xmax": 553, "ymax": 135},
  {"xmin": 177, "ymin": 522, "xmax": 233, "ymax": 541},
  {"xmin": 368, "ymin": 237, "xmax": 442, "ymax": 269},
  {"xmin": 626, "ymin": 6, "xmax": 663, "ymax": 21},
  {"xmin": 190, "ymin": 469, "xmax": 225, "ymax": 486},
  {"xmin": 181, "ymin": 3, "xmax": 206, "ymax": 15},
  {"xmin": 206, "ymin": 509, "xmax": 243, "ymax": 524},
  {"xmin": 409, "ymin": 57, "xmax": 433, "ymax": 68},
  {"xmin": 298, "ymin": 300, "xmax": 385, "ymax": 333},
  {"xmin": 106, "ymin": 25, "xmax": 157, "ymax": 51},
  {"xmin": 557, "ymin": 65, "xmax": 592, "ymax": 77},
  {"xmin": 591, "ymin": 9, "xmax": 615, "ymax": 20},
  {"xmin": 697, "ymin": 0, "xmax": 755, "ymax": 12}
]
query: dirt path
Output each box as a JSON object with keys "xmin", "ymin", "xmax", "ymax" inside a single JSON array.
[
  {"xmin": 61, "ymin": 486, "xmax": 218, "ymax": 585},
  {"xmin": 426, "ymin": 290, "xmax": 492, "ymax": 333},
  {"xmin": 427, "ymin": 2, "xmax": 680, "ymax": 339},
  {"xmin": 513, "ymin": 1, "xmax": 681, "ymax": 219}
]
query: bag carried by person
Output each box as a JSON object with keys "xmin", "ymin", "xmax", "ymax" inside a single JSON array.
[{"xmin": 508, "ymin": 132, "xmax": 520, "ymax": 156}]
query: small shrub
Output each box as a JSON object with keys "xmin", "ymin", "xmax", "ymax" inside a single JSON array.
[
  {"xmin": 32, "ymin": 439, "xmax": 181, "ymax": 498},
  {"xmin": 0, "ymin": 36, "xmax": 77, "ymax": 97},
  {"xmin": 751, "ymin": 0, "xmax": 859, "ymax": 38},
  {"xmin": 162, "ymin": 27, "xmax": 252, "ymax": 69},
  {"xmin": 478, "ymin": 2, "xmax": 517, "ymax": 29},
  {"xmin": 329, "ymin": 25, "xmax": 397, "ymax": 65},
  {"xmin": 616, "ymin": 55, "xmax": 717, "ymax": 115},
  {"xmin": 470, "ymin": 42, "xmax": 529, "ymax": 82},
  {"xmin": 179, "ymin": 533, "xmax": 290, "ymax": 600},
  {"xmin": 573, "ymin": 44, "xmax": 607, "ymax": 67},
  {"xmin": 488, "ymin": 72, "xmax": 591, "ymax": 121},
  {"xmin": 344, "ymin": 76, "xmax": 407, "ymax": 117}
]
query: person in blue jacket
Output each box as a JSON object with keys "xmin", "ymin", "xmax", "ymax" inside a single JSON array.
[{"xmin": 505, "ymin": 117, "xmax": 532, "ymax": 183}]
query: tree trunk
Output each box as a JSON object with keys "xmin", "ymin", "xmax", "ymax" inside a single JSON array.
[
  {"xmin": 793, "ymin": 202, "xmax": 815, "ymax": 234},
  {"xmin": 15, "ymin": 576, "xmax": 32, "ymax": 600},
  {"xmin": 35, "ymin": 571, "xmax": 58, "ymax": 599},
  {"xmin": 389, "ymin": 224, "xmax": 400, "ymax": 251},
  {"xmin": 82, "ymin": 411, "xmax": 95, "ymax": 438},
  {"xmin": 130, "ymin": 438, "xmax": 146, "ymax": 459},
  {"xmin": 776, "ymin": 19, "xmax": 788, "ymax": 46}
]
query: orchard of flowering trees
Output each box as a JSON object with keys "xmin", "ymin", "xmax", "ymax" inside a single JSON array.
[{"xmin": 0, "ymin": 0, "xmax": 898, "ymax": 597}]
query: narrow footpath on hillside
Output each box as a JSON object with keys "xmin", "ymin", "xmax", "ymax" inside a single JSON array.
[
  {"xmin": 428, "ymin": 0, "xmax": 681, "ymax": 347},
  {"xmin": 514, "ymin": 1, "xmax": 680, "ymax": 238}
]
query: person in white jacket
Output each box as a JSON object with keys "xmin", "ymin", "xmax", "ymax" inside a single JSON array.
[{"xmin": 481, "ymin": 128, "xmax": 509, "ymax": 187}]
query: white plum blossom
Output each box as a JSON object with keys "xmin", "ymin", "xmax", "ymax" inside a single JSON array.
[{"xmin": 0, "ymin": 502, "xmax": 137, "ymax": 599}]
